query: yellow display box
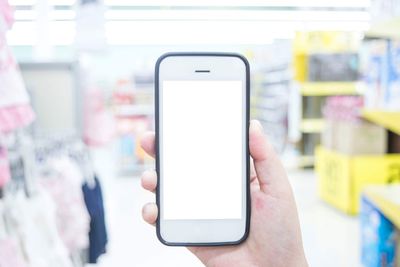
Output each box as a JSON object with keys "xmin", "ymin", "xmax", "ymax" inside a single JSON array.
[{"xmin": 315, "ymin": 146, "xmax": 400, "ymax": 214}]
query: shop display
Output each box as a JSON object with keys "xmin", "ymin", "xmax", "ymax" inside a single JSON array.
[
  {"xmin": 40, "ymin": 157, "xmax": 90, "ymax": 254},
  {"xmin": 84, "ymin": 88, "xmax": 116, "ymax": 147},
  {"xmin": 0, "ymin": 133, "xmax": 108, "ymax": 267},
  {"xmin": 82, "ymin": 176, "xmax": 108, "ymax": 264},
  {"xmin": 0, "ymin": 2, "xmax": 35, "ymax": 133},
  {"xmin": 322, "ymin": 96, "xmax": 387, "ymax": 155},
  {"xmin": 316, "ymin": 147, "xmax": 400, "ymax": 214},
  {"xmin": 0, "ymin": 147, "xmax": 11, "ymax": 187},
  {"xmin": 308, "ymin": 53, "xmax": 359, "ymax": 82},
  {"xmin": 292, "ymin": 32, "xmax": 361, "ymax": 167},
  {"xmin": 113, "ymin": 77, "xmax": 154, "ymax": 174},
  {"xmin": 361, "ymin": 39, "xmax": 400, "ymax": 110},
  {"xmin": 251, "ymin": 42, "xmax": 291, "ymax": 153},
  {"xmin": 361, "ymin": 196, "xmax": 397, "ymax": 267}
]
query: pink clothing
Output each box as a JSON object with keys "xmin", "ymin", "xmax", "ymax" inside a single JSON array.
[
  {"xmin": 0, "ymin": 0, "xmax": 14, "ymax": 31},
  {"xmin": 0, "ymin": 147, "xmax": 10, "ymax": 187},
  {"xmin": 0, "ymin": 238, "xmax": 29, "ymax": 267},
  {"xmin": 41, "ymin": 157, "xmax": 90, "ymax": 253},
  {"xmin": 0, "ymin": 35, "xmax": 30, "ymax": 107},
  {"xmin": 0, "ymin": 105, "xmax": 35, "ymax": 133},
  {"xmin": 0, "ymin": 2, "xmax": 35, "ymax": 132},
  {"xmin": 84, "ymin": 88, "xmax": 116, "ymax": 147}
]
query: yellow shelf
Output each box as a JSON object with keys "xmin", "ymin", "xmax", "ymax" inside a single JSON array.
[
  {"xmin": 363, "ymin": 186, "xmax": 400, "ymax": 229},
  {"xmin": 300, "ymin": 82, "xmax": 359, "ymax": 96},
  {"xmin": 361, "ymin": 110, "xmax": 400, "ymax": 135},
  {"xmin": 301, "ymin": 119, "xmax": 325, "ymax": 133},
  {"xmin": 366, "ymin": 17, "xmax": 400, "ymax": 38}
]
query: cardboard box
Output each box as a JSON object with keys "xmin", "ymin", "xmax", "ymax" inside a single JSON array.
[
  {"xmin": 321, "ymin": 119, "xmax": 335, "ymax": 150},
  {"xmin": 335, "ymin": 120, "xmax": 387, "ymax": 155},
  {"xmin": 361, "ymin": 197, "xmax": 397, "ymax": 267},
  {"xmin": 315, "ymin": 146, "xmax": 400, "ymax": 214},
  {"xmin": 322, "ymin": 120, "xmax": 387, "ymax": 155}
]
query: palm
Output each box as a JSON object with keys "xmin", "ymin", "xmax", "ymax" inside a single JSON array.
[
  {"xmin": 140, "ymin": 121, "xmax": 307, "ymax": 267},
  {"xmin": 190, "ymin": 178, "xmax": 300, "ymax": 267}
]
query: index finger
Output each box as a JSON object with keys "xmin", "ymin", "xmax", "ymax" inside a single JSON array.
[{"xmin": 140, "ymin": 132, "xmax": 156, "ymax": 158}]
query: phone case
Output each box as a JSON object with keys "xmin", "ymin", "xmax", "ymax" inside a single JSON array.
[{"xmin": 154, "ymin": 52, "xmax": 251, "ymax": 246}]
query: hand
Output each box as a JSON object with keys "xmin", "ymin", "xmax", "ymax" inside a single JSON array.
[{"xmin": 140, "ymin": 120, "xmax": 308, "ymax": 267}]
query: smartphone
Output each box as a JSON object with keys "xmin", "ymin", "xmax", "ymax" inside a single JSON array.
[{"xmin": 155, "ymin": 52, "xmax": 250, "ymax": 246}]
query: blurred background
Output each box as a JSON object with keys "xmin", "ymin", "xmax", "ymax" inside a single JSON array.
[{"xmin": 0, "ymin": 0, "xmax": 400, "ymax": 266}]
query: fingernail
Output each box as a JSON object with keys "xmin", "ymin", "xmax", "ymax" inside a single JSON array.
[{"xmin": 251, "ymin": 120, "xmax": 263, "ymax": 132}]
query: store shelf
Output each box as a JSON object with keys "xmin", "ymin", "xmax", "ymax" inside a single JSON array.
[
  {"xmin": 115, "ymin": 105, "xmax": 153, "ymax": 117},
  {"xmin": 366, "ymin": 17, "xmax": 400, "ymax": 39},
  {"xmin": 361, "ymin": 110, "xmax": 400, "ymax": 135},
  {"xmin": 300, "ymin": 82, "xmax": 359, "ymax": 96},
  {"xmin": 363, "ymin": 185, "xmax": 400, "ymax": 229},
  {"xmin": 298, "ymin": 155, "xmax": 315, "ymax": 167},
  {"xmin": 300, "ymin": 119, "xmax": 325, "ymax": 133}
]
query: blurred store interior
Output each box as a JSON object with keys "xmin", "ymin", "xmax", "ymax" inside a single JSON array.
[{"xmin": 0, "ymin": 0, "xmax": 400, "ymax": 266}]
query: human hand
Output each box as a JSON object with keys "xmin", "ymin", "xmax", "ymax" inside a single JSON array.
[{"xmin": 141, "ymin": 120, "xmax": 308, "ymax": 267}]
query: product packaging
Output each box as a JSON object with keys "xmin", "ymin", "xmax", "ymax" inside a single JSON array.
[
  {"xmin": 386, "ymin": 40, "xmax": 400, "ymax": 110},
  {"xmin": 308, "ymin": 53, "xmax": 359, "ymax": 81},
  {"xmin": 335, "ymin": 121, "xmax": 387, "ymax": 155},
  {"xmin": 322, "ymin": 96, "xmax": 387, "ymax": 155},
  {"xmin": 361, "ymin": 40, "xmax": 389, "ymax": 109},
  {"xmin": 361, "ymin": 196, "xmax": 397, "ymax": 267}
]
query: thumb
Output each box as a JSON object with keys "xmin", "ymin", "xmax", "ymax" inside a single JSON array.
[{"xmin": 249, "ymin": 120, "xmax": 289, "ymax": 194}]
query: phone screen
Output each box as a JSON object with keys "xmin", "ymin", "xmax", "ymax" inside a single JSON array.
[{"xmin": 161, "ymin": 80, "xmax": 244, "ymax": 220}]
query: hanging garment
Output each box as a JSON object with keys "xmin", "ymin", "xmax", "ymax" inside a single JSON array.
[
  {"xmin": 4, "ymin": 190, "xmax": 74, "ymax": 267},
  {"xmin": 0, "ymin": 0, "xmax": 14, "ymax": 32},
  {"xmin": 82, "ymin": 175, "xmax": 108, "ymax": 263},
  {"xmin": 0, "ymin": 27, "xmax": 30, "ymax": 107},
  {"xmin": 0, "ymin": 3, "xmax": 35, "ymax": 133},
  {"xmin": 83, "ymin": 88, "xmax": 116, "ymax": 147},
  {"xmin": 0, "ymin": 105, "xmax": 36, "ymax": 133},
  {"xmin": 0, "ymin": 147, "xmax": 10, "ymax": 187},
  {"xmin": 0, "ymin": 238, "xmax": 29, "ymax": 267},
  {"xmin": 41, "ymin": 157, "xmax": 90, "ymax": 253}
]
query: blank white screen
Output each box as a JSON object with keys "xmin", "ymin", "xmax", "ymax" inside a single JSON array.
[{"xmin": 162, "ymin": 80, "xmax": 243, "ymax": 220}]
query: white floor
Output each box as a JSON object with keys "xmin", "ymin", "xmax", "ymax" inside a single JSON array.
[{"xmin": 91, "ymin": 168, "xmax": 361, "ymax": 267}]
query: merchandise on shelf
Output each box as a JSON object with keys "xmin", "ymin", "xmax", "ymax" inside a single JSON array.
[
  {"xmin": 361, "ymin": 39, "xmax": 400, "ymax": 110},
  {"xmin": 112, "ymin": 76, "xmax": 154, "ymax": 174},
  {"xmin": 387, "ymin": 40, "xmax": 400, "ymax": 109},
  {"xmin": 361, "ymin": 196, "xmax": 397, "ymax": 267},
  {"xmin": 84, "ymin": 88, "xmax": 116, "ymax": 147},
  {"xmin": 292, "ymin": 32, "xmax": 362, "ymax": 167},
  {"xmin": 398, "ymin": 231, "xmax": 400, "ymax": 266},
  {"xmin": 322, "ymin": 96, "xmax": 387, "ymax": 155},
  {"xmin": 308, "ymin": 53, "xmax": 359, "ymax": 82}
]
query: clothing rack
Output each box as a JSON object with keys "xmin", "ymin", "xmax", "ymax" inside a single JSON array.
[
  {"xmin": 0, "ymin": 131, "xmax": 96, "ymax": 267},
  {"xmin": 33, "ymin": 133, "xmax": 96, "ymax": 188}
]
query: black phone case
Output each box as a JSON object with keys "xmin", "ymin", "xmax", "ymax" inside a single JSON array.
[{"xmin": 154, "ymin": 52, "xmax": 251, "ymax": 246}]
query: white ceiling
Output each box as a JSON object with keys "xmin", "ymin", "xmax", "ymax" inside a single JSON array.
[{"xmin": 6, "ymin": 0, "xmax": 371, "ymax": 45}]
